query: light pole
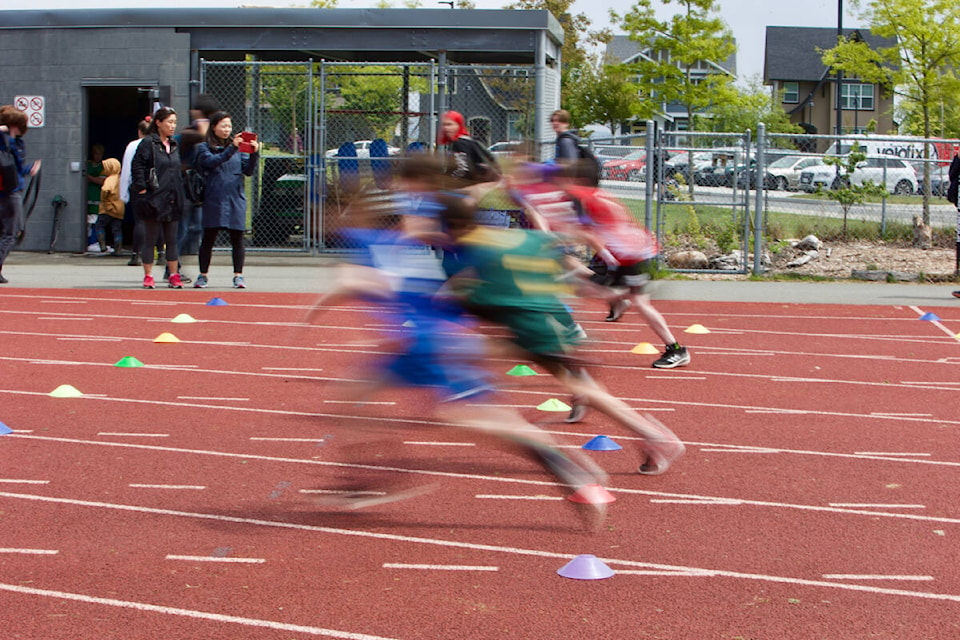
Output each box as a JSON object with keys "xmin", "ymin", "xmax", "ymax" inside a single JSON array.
[{"xmin": 836, "ymin": 0, "xmax": 844, "ymax": 137}]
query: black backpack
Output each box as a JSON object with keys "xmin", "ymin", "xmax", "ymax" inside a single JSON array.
[
  {"xmin": 0, "ymin": 134, "xmax": 18, "ymax": 194},
  {"xmin": 559, "ymin": 132, "xmax": 602, "ymax": 185}
]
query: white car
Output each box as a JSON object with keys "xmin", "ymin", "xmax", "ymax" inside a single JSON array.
[
  {"xmin": 798, "ymin": 156, "xmax": 919, "ymax": 195},
  {"xmin": 325, "ymin": 140, "xmax": 400, "ymax": 158},
  {"xmin": 765, "ymin": 155, "xmax": 827, "ymax": 191},
  {"xmin": 488, "ymin": 141, "xmax": 522, "ymax": 158}
]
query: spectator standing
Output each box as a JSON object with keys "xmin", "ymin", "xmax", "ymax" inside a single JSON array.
[
  {"xmin": 85, "ymin": 143, "xmax": 105, "ymax": 252},
  {"xmin": 551, "ymin": 109, "xmax": 580, "ymax": 164},
  {"xmin": 119, "ymin": 118, "xmax": 155, "ymax": 265},
  {"xmin": 194, "ymin": 111, "xmax": 259, "ymax": 289},
  {"xmin": 93, "ymin": 158, "xmax": 124, "ymax": 254},
  {"xmin": 437, "ymin": 110, "xmax": 500, "ymax": 185},
  {"xmin": 131, "ymin": 106, "xmax": 184, "ymax": 289},
  {"xmin": 0, "ymin": 105, "xmax": 41, "ymax": 284}
]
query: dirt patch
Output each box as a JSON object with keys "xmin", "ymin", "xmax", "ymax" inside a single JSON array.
[{"xmin": 769, "ymin": 242, "xmax": 958, "ymax": 281}]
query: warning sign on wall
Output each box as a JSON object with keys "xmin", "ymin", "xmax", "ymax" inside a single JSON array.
[{"xmin": 13, "ymin": 95, "xmax": 45, "ymax": 128}]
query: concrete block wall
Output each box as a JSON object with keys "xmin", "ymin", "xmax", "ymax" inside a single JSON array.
[{"xmin": 1, "ymin": 27, "xmax": 190, "ymax": 252}]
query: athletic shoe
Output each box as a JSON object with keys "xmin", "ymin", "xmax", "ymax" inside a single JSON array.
[
  {"xmin": 194, "ymin": 274, "xmax": 208, "ymax": 288},
  {"xmin": 86, "ymin": 243, "xmax": 100, "ymax": 253},
  {"xmin": 178, "ymin": 273, "xmax": 192, "ymax": 284},
  {"xmin": 142, "ymin": 275, "xmax": 155, "ymax": 289},
  {"xmin": 953, "ymin": 290, "xmax": 960, "ymax": 299},
  {"xmin": 233, "ymin": 275, "xmax": 246, "ymax": 289},
  {"xmin": 168, "ymin": 273, "xmax": 183, "ymax": 289},
  {"xmin": 0, "ymin": 273, "xmax": 8, "ymax": 284},
  {"xmin": 652, "ymin": 345, "xmax": 690, "ymax": 369},
  {"xmin": 605, "ymin": 299, "xmax": 631, "ymax": 322},
  {"xmin": 637, "ymin": 413, "xmax": 686, "ymax": 476},
  {"xmin": 127, "ymin": 254, "xmax": 142, "ymax": 266},
  {"xmin": 565, "ymin": 399, "xmax": 587, "ymax": 423}
]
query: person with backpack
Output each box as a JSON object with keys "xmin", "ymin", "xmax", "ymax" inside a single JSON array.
[
  {"xmin": 437, "ymin": 110, "xmax": 500, "ymax": 185},
  {"xmin": 0, "ymin": 105, "xmax": 41, "ymax": 284},
  {"xmin": 551, "ymin": 109, "xmax": 581, "ymax": 163}
]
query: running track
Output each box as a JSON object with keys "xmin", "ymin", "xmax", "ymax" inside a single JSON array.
[{"xmin": 1, "ymin": 288, "xmax": 959, "ymax": 639}]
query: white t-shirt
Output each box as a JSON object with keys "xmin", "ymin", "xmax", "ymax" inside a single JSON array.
[{"xmin": 118, "ymin": 137, "xmax": 143, "ymax": 204}]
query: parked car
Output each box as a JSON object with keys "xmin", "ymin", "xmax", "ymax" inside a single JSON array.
[
  {"xmin": 664, "ymin": 151, "xmax": 714, "ymax": 183},
  {"xmin": 798, "ymin": 156, "xmax": 919, "ymax": 195},
  {"xmin": 765, "ymin": 155, "xmax": 827, "ymax": 191},
  {"xmin": 488, "ymin": 141, "xmax": 522, "ymax": 158},
  {"xmin": 325, "ymin": 139, "xmax": 400, "ymax": 158},
  {"xmin": 602, "ymin": 149, "xmax": 647, "ymax": 181}
]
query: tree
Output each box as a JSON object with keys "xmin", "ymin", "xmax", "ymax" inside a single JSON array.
[
  {"xmin": 309, "ymin": 0, "xmax": 339, "ymax": 6},
  {"xmin": 704, "ymin": 80, "xmax": 802, "ymax": 140},
  {"xmin": 614, "ymin": 0, "xmax": 736, "ymax": 133},
  {"xmin": 819, "ymin": 142, "xmax": 888, "ymax": 240},
  {"xmin": 564, "ymin": 55, "xmax": 648, "ymax": 135},
  {"xmin": 821, "ymin": 0, "xmax": 960, "ymax": 225}
]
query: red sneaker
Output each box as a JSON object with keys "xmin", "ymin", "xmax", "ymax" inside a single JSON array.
[
  {"xmin": 168, "ymin": 273, "xmax": 183, "ymax": 289},
  {"xmin": 142, "ymin": 275, "xmax": 155, "ymax": 289}
]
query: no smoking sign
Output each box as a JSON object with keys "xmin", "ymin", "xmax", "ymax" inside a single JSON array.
[{"xmin": 14, "ymin": 95, "xmax": 45, "ymax": 128}]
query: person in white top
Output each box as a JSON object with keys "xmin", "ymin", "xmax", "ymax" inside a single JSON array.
[{"xmin": 119, "ymin": 119, "xmax": 153, "ymax": 266}]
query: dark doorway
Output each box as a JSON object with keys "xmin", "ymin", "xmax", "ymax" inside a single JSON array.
[{"xmin": 84, "ymin": 86, "xmax": 154, "ymax": 249}]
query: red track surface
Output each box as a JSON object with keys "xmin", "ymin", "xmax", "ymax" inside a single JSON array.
[{"xmin": 1, "ymin": 288, "xmax": 959, "ymax": 639}]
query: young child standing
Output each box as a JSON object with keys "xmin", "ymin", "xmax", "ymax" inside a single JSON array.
[{"xmin": 94, "ymin": 158, "xmax": 124, "ymax": 254}]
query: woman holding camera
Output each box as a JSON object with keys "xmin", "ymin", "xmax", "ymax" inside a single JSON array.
[
  {"xmin": 194, "ymin": 111, "xmax": 259, "ymax": 289},
  {"xmin": 131, "ymin": 106, "xmax": 184, "ymax": 289}
]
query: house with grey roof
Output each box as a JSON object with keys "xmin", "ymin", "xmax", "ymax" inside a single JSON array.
[
  {"xmin": 606, "ymin": 34, "xmax": 737, "ymax": 133},
  {"xmin": 764, "ymin": 26, "xmax": 896, "ymax": 146}
]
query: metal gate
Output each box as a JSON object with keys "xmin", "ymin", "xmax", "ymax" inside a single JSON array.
[{"xmin": 200, "ymin": 59, "xmax": 538, "ymax": 252}]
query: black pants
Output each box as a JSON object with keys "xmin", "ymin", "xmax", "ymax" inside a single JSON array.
[{"xmin": 199, "ymin": 227, "xmax": 245, "ymax": 274}]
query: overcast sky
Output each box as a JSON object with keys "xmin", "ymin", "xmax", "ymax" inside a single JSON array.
[{"xmin": 6, "ymin": 0, "xmax": 861, "ymax": 81}]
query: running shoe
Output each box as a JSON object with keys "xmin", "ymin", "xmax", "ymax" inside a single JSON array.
[
  {"xmin": 651, "ymin": 345, "xmax": 690, "ymax": 369},
  {"xmin": 233, "ymin": 275, "xmax": 246, "ymax": 289},
  {"xmin": 953, "ymin": 290, "xmax": 960, "ymax": 299},
  {"xmin": 142, "ymin": 275, "xmax": 155, "ymax": 289},
  {"xmin": 194, "ymin": 274, "xmax": 208, "ymax": 288},
  {"xmin": 605, "ymin": 299, "xmax": 631, "ymax": 322},
  {"xmin": 637, "ymin": 413, "xmax": 686, "ymax": 476},
  {"xmin": 168, "ymin": 273, "xmax": 183, "ymax": 289},
  {"xmin": 565, "ymin": 399, "xmax": 587, "ymax": 423},
  {"xmin": 0, "ymin": 273, "xmax": 8, "ymax": 284},
  {"xmin": 127, "ymin": 254, "xmax": 142, "ymax": 266}
]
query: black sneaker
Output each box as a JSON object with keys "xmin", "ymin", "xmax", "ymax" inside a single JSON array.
[
  {"xmin": 652, "ymin": 346, "xmax": 691, "ymax": 369},
  {"xmin": 127, "ymin": 254, "xmax": 142, "ymax": 266},
  {"xmin": 0, "ymin": 273, "xmax": 8, "ymax": 284},
  {"xmin": 953, "ymin": 290, "xmax": 960, "ymax": 299},
  {"xmin": 605, "ymin": 299, "xmax": 631, "ymax": 322},
  {"xmin": 565, "ymin": 400, "xmax": 587, "ymax": 423}
]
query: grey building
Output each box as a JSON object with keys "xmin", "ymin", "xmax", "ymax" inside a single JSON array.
[{"xmin": 0, "ymin": 8, "xmax": 562, "ymax": 252}]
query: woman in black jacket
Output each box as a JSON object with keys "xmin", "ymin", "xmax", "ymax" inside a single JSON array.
[
  {"xmin": 131, "ymin": 106, "xmax": 185, "ymax": 289},
  {"xmin": 438, "ymin": 110, "xmax": 500, "ymax": 185}
]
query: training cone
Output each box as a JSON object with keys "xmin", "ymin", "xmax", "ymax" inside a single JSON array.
[
  {"xmin": 582, "ymin": 435, "xmax": 623, "ymax": 451},
  {"xmin": 685, "ymin": 324, "xmax": 710, "ymax": 334},
  {"xmin": 0, "ymin": 422, "xmax": 12, "ymax": 435},
  {"xmin": 537, "ymin": 398, "xmax": 571, "ymax": 412},
  {"xmin": 402, "ymin": 320, "xmax": 416, "ymax": 328},
  {"xmin": 206, "ymin": 297, "xmax": 228, "ymax": 306},
  {"xmin": 114, "ymin": 356, "xmax": 145, "ymax": 368},
  {"xmin": 919, "ymin": 312, "xmax": 941, "ymax": 322},
  {"xmin": 153, "ymin": 332, "xmax": 180, "ymax": 343},
  {"xmin": 171, "ymin": 313, "xmax": 197, "ymax": 324},
  {"xmin": 506, "ymin": 364, "xmax": 538, "ymax": 376},
  {"xmin": 557, "ymin": 554, "xmax": 615, "ymax": 580},
  {"xmin": 49, "ymin": 384, "xmax": 83, "ymax": 398},
  {"xmin": 630, "ymin": 342, "xmax": 659, "ymax": 355},
  {"xmin": 567, "ymin": 484, "xmax": 617, "ymax": 505}
]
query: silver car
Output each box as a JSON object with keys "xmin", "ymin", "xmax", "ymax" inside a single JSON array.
[{"xmin": 765, "ymin": 155, "xmax": 826, "ymax": 191}]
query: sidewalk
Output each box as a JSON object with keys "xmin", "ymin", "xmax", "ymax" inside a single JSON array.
[{"xmin": 1, "ymin": 249, "xmax": 958, "ymax": 307}]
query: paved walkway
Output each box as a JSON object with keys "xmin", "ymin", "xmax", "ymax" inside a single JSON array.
[{"xmin": 1, "ymin": 249, "xmax": 958, "ymax": 307}]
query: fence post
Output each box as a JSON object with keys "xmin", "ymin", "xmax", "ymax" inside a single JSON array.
[
  {"xmin": 644, "ymin": 120, "xmax": 655, "ymax": 230},
  {"xmin": 753, "ymin": 122, "xmax": 766, "ymax": 276}
]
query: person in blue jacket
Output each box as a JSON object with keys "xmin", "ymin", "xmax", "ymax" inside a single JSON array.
[
  {"xmin": 0, "ymin": 105, "xmax": 41, "ymax": 284},
  {"xmin": 194, "ymin": 111, "xmax": 259, "ymax": 289}
]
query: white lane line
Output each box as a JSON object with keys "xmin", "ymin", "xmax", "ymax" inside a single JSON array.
[
  {"xmin": 822, "ymin": 574, "xmax": 934, "ymax": 581},
  {"xmin": 299, "ymin": 489, "xmax": 387, "ymax": 496},
  {"xmin": 0, "ymin": 479, "xmax": 49, "ymax": 484},
  {"xmin": 39, "ymin": 317, "xmax": 92, "ymax": 321},
  {"xmin": 165, "ymin": 555, "xmax": 265, "ymax": 564},
  {"xmin": 854, "ymin": 452, "xmax": 931, "ymax": 457},
  {"xmin": 910, "ymin": 305, "xmax": 960, "ymax": 339},
  {"xmin": 0, "ymin": 582, "xmax": 398, "ymax": 640},
  {"xmin": 617, "ymin": 569, "xmax": 717, "ymax": 576},
  {"xmin": 263, "ymin": 367, "xmax": 325, "ymax": 372},
  {"xmin": 382, "ymin": 563, "xmax": 498, "ymax": 571},
  {"xmin": 177, "ymin": 396, "xmax": 249, "ymax": 402},
  {"xmin": 324, "ymin": 400, "xmax": 396, "ymax": 405},
  {"xmin": 829, "ymin": 503, "xmax": 926, "ymax": 509},
  {"xmin": 5, "ymin": 491, "xmax": 960, "ymax": 605},
  {"xmin": 98, "ymin": 433, "xmax": 169, "ymax": 438},
  {"xmin": 645, "ymin": 376, "xmax": 707, "ymax": 380},
  {"xmin": 57, "ymin": 337, "xmax": 122, "ymax": 342},
  {"xmin": 0, "ymin": 548, "xmax": 59, "ymax": 555},
  {"xmin": 475, "ymin": 494, "xmax": 564, "ymax": 501},
  {"xmin": 130, "ymin": 301, "xmax": 179, "ymax": 306},
  {"xmin": 129, "ymin": 484, "xmax": 206, "ymax": 490},
  {"xmin": 40, "ymin": 300, "xmax": 87, "ymax": 304},
  {"xmin": 699, "ymin": 448, "xmax": 779, "ymax": 454},
  {"xmin": 650, "ymin": 498, "xmax": 743, "ymax": 505},
  {"xmin": 745, "ymin": 409, "xmax": 810, "ymax": 414},
  {"xmin": 870, "ymin": 413, "xmax": 932, "ymax": 418},
  {"xmin": 902, "ymin": 381, "xmax": 960, "ymax": 386},
  {"xmin": 250, "ymin": 437, "xmax": 328, "ymax": 442},
  {"xmin": 404, "ymin": 441, "xmax": 476, "ymax": 446}
]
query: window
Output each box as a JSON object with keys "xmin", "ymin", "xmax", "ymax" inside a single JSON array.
[
  {"xmin": 840, "ymin": 83, "xmax": 874, "ymax": 110},
  {"xmin": 782, "ymin": 81, "xmax": 799, "ymax": 104}
]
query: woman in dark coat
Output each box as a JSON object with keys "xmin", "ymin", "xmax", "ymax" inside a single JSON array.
[
  {"xmin": 131, "ymin": 106, "xmax": 184, "ymax": 289},
  {"xmin": 194, "ymin": 111, "xmax": 259, "ymax": 289}
]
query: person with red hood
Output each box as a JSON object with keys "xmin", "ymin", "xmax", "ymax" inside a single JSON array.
[{"xmin": 437, "ymin": 110, "xmax": 500, "ymax": 185}]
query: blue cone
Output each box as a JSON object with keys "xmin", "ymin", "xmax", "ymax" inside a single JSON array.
[
  {"xmin": 557, "ymin": 554, "xmax": 615, "ymax": 580},
  {"xmin": 0, "ymin": 422, "xmax": 12, "ymax": 435},
  {"xmin": 582, "ymin": 435, "xmax": 622, "ymax": 451},
  {"xmin": 919, "ymin": 312, "xmax": 940, "ymax": 322},
  {"xmin": 206, "ymin": 297, "xmax": 229, "ymax": 306}
]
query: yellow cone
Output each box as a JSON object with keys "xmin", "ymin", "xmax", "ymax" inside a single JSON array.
[
  {"xmin": 171, "ymin": 313, "xmax": 197, "ymax": 324},
  {"xmin": 153, "ymin": 332, "xmax": 181, "ymax": 343},
  {"xmin": 684, "ymin": 324, "xmax": 710, "ymax": 334},
  {"xmin": 49, "ymin": 384, "xmax": 83, "ymax": 398},
  {"xmin": 631, "ymin": 342, "xmax": 660, "ymax": 354},
  {"xmin": 537, "ymin": 398, "xmax": 572, "ymax": 412}
]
